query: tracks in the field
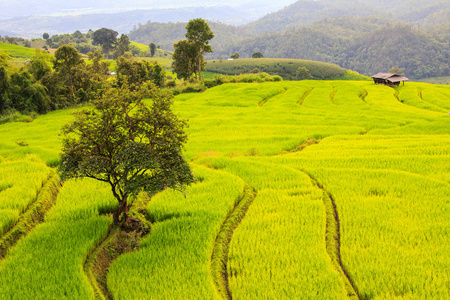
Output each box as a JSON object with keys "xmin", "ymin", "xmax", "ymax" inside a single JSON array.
[
  {"xmin": 330, "ymin": 87, "xmax": 338, "ymax": 104},
  {"xmin": 211, "ymin": 184, "xmax": 257, "ymax": 300},
  {"xmin": 298, "ymin": 88, "xmax": 314, "ymax": 105},
  {"xmin": 0, "ymin": 171, "xmax": 60, "ymax": 259},
  {"xmin": 258, "ymin": 88, "xmax": 287, "ymax": 106},
  {"xmin": 359, "ymin": 89, "xmax": 368, "ymax": 103},
  {"xmin": 306, "ymin": 173, "xmax": 360, "ymax": 299}
]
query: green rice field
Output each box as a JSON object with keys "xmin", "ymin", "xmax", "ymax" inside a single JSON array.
[
  {"xmin": 0, "ymin": 79, "xmax": 449, "ymax": 299},
  {"xmin": 0, "ymin": 42, "xmax": 38, "ymax": 59}
]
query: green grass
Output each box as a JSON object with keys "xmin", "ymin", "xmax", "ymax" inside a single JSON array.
[
  {"xmin": 130, "ymin": 41, "xmax": 173, "ymax": 64},
  {"xmin": 0, "ymin": 43, "xmax": 39, "ymax": 59},
  {"xmin": 268, "ymin": 135, "xmax": 450, "ymax": 298},
  {"xmin": 107, "ymin": 165, "xmax": 244, "ymax": 299},
  {"xmin": 0, "ymin": 107, "xmax": 78, "ymax": 165},
  {"xmin": 0, "ymin": 178, "xmax": 117, "ymax": 299},
  {"xmin": 332, "ymin": 70, "xmax": 371, "ymax": 81},
  {"xmin": 205, "ymin": 58, "xmax": 346, "ymax": 80},
  {"xmin": 202, "ymin": 71, "xmax": 216, "ymax": 79},
  {"xmin": 196, "ymin": 157, "xmax": 348, "ymax": 299},
  {"xmin": 130, "ymin": 41, "xmax": 149, "ymax": 53},
  {"xmin": 0, "ymin": 80, "xmax": 448, "ymax": 298},
  {"xmin": 415, "ymin": 76, "xmax": 450, "ymax": 85},
  {"xmin": 0, "ymin": 155, "xmax": 51, "ymax": 234}
]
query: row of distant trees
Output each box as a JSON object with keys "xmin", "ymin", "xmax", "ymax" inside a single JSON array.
[
  {"xmin": 27, "ymin": 29, "xmax": 160, "ymax": 59},
  {"xmin": 230, "ymin": 51, "xmax": 264, "ymax": 59}
]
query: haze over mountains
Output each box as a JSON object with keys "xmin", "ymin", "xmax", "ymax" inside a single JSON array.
[
  {"xmin": 0, "ymin": 0, "xmax": 296, "ymax": 37},
  {"xmin": 0, "ymin": 0, "xmax": 297, "ymax": 19}
]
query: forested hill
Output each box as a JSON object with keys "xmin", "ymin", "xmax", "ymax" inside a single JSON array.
[
  {"xmin": 242, "ymin": 0, "xmax": 450, "ymax": 34},
  {"xmin": 216, "ymin": 19, "xmax": 450, "ymax": 79},
  {"xmin": 129, "ymin": 16, "xmax": 449, "ymax": 79},
  {"xmin": 129, "ymin": 21, "xmax": 250, "ymax": 53}
]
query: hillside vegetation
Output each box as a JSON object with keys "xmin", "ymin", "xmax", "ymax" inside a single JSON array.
[
  {"xmin": 242, "ymin": 0, "xmax": 450, "ymax": 34},
  {"xmin": 206, "ymin": 58, "xmax": 347, "ymax": 80},
  {"xmin": 129, "ymin": 21, "xmax": 250, "ymax": 54},
  {"xmin": 0, "ymin": 80, "xmax": 448, "ymax": 298},
  {"xmin": 210, "ymin": 21, "xmax": 449, "ymax": 80},
  {"xmin": 0, "ymin": 43, "xmax": 37, "ymax": 59}
]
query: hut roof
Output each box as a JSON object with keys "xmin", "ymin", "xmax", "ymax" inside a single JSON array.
[{"xmin": 371, "ymin": 72, "xmax": 409, "ymax": 82}]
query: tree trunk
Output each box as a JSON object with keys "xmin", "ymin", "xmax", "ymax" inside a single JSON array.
[
  {"xmin": 104, "ymin": 45, "xmax": 109, "ymax": 60},
  {"xmin": 198, "ymin": 54, "xmax": 202, "ymax": 81},
  {"xmin": 113, "ymin": 196, "xmax": 128, "ymax": 225}
]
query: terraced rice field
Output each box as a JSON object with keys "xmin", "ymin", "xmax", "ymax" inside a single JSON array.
[{"xmin": 0, "ymin": 80, "xmax": 448, "ymax": 299}]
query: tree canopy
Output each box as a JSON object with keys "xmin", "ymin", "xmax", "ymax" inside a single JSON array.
[
  {"xmin": 92, "ymin": 28, "xmax": 118, "ymax": 59},
  {"xmin": 114, "ymin": 34, "xmax": 130, "ymax": 59},
  {"xmin": 296, "ymin": 66, "xmax": 312, "ymax": 80},
  {"xmin": 149, "ymin": 42, "xmax": 157, "ymax": 57},
  {"xmin": 59, "ymin": 81, "xmax": 195, "ymax": 225},
  {"xmin": 252, "ymin": 51, "xmax": 264, "ymax": 58},
  {"xmin": 172, "ymin": 40, "xmax": 198, "ymax": 81},
  {"xmin": 388, "ymin": 65, "xmax": 404, "ymax": 75},
  {"xmin": 185, "ymin": 18, "xmax": 214, "ymax": 81},
  {"xmin": 116, "ymin": 56, "xmax": 165, "ymax": 87},
  {"xmin": 53, "ymin": 45, "xmax": 85, "ymax": 103}
]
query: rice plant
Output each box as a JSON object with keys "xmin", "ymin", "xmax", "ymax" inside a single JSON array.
[
  {"xmin": 0, "ymin": 178, "xmax": 116, "ymax": 299},
  {"xmin": 107, "ymin": 165, "xmax": 244, "ymax": 299},
  {"xmin": 0, "ymin": 155, "xmax": 50, "ymax": 234},
  {"xmin": 0, "ymin": 80, "xmax": 448, "ymax": 298}
]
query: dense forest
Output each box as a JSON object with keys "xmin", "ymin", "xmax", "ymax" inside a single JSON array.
[
  {"xmin": 214, "ymin": 19, "xmax": 450, "ymax": 79},
  {"xmin": 241, "ymin": 0, "xmax": 450, "ymax": 34}
]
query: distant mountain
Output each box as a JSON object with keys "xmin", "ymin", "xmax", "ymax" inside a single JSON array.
[
  {"xmin": 242, "ymin": 0, "xmax": 450, "ymax": 34},
  {"xmin": 342, "ymin": 23, "xmax": 449, "ymax": 79},
  {"xmin": 0, "ymin": 0, "xmax": 297, "ymax": 20},
  {"xmin": 208, "ymin": 17, "xmax": 449, "ymax": 79},
  {"xmin": 0, "ymin": 29, "xmax": 18, "ymax": 37},
  {"xmin": 0, "ymin": 6, "xmax": 255, "ymax": 38},
  {"xmin": 241, "ymin": 0, "xmax": 378, "ymax": 34},
  {"xmin": 128, "ymin": 21, "xmax": 250, "ymax": 53}
]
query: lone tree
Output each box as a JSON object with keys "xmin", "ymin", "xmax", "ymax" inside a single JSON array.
[
  {"xmin": 185, "ymin": 18, "xmax": 214, "ymax": 81},
  {"xmin": 59, "ymin": 81, "xmax": 195, "ymax": 225},
  {"xmin": 252, "ymin": 51, "xmax": 264, "ymax": 58},
  {"xmin": 53, "ymin": 45, "xmax": 85, "ymax": 102},
  {"xmin": 389, "ymin": 65, "xmax": 403, "ymax": 75},
  {"xmin": 230, "ymin": 52, "xmax": 239, "ymax": 59},
  {"xmin": 92, "ymin": 28, "xmax": 118, "ymax": 59},
  {"xmin": 296, "ymin": 66, "xmax": 312, "ymax": 80},
  {"xmin": 149, "ymin": 42, "xmax": 157, "ymax": 57},
  {"xmin": 43, "ymin": 33, "xmax": 49, "ymax": 40},
  {"xmin": 172, "ymin": 40, "xmax": 198, "ymax": 81},
  {"xmin": 114, "ymin": 34, "xmax": 130, "ymax": 59}
]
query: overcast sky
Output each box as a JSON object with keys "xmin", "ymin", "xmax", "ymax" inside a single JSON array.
[{"xmin": 0, "ymin": 0, "xmax": 298, "ymax": 19}]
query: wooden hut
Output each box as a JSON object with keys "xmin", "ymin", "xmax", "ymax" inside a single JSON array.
[{"xmin": 371, "ymin": 73, "xmax": 409, "ymax": 86}]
